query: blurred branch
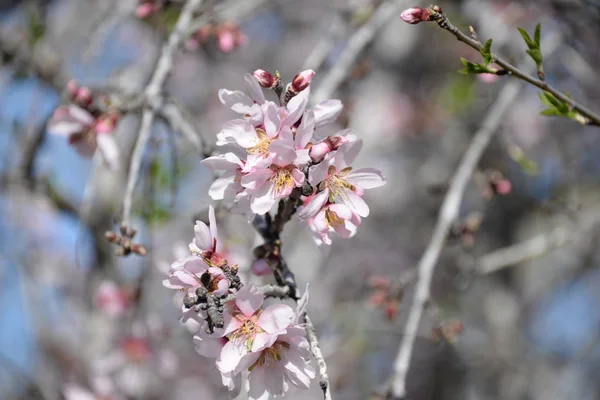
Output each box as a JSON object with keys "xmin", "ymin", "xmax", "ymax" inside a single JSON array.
[
  {"xmin": 186, "ymin": 0, "xmax": 272, "ymax": 35},
  {"xmin": 388, "ymin": 33, "xmax": 562, "ymax": 398},
  {"xmin": 158, "ymin": 100, "xmax": 210, "ymax": 157},
  {"xmin": 429, "ymin": 9, "xmax": 600, "ymax": 127},
  {"xmin": 305, "ymin": 314, "xmax": 332, "ymax": 400},
  {"xmin": 389, "ymin": 80, "xmax": 522, "ymax": 399},
  {"xmin": 122, "ymin": 0, "xmax": 205, "ymax": 228},
  {"xmin": 311, "ymin": 0, "xmax": 410, "ymax": 104},
  {"xmin": 0, "ymin": 26, "xmax": 65, "ymax": 89},
  {"xmin": 303, "ymin": 13, "xmax": 344, "ymax": 71},
  {"xmin": 476, "ymin": 226, "xmax": 571, "ymax": 275}
]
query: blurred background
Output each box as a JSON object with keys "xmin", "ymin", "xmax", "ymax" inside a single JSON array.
[{"xmin": 1, "ymin": 0, "xmax": 600, "ymax": 399}]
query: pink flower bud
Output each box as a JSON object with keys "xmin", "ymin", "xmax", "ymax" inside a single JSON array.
[
  {"xmin": 309, "ymin": 142, "xmax": 331, "ymax": 162},
  {"xmin": 291, "ymin": 69, "xmax": 315, "ymax": 93},
  {"xmin": 217, "ymin": 30, "xmax": 235, "ymax": 53},
  {"xmin": 66, "ymin": 80, "xmax": 79, "ymax": 99},
  {"xmin": 494, "ymin": 179, "xmax": 512, "ymax": 195},
  {"xmin": 95, "ymin": 114, "xmax": 118, "ymax": 134},
  {"xmin": 75, "ymin": 87, "xmax": 93, "ymax": 107},
  {"xmin": 135, "ymin": 3, "xmax": 159, "ymax": 19},
  {"xmin": 400, "ymin": 7, "xmax": 431, "ymax": 24},
  {"xmin": 253, "ymin": 69, "xmax": 276, "ymax": 88}
]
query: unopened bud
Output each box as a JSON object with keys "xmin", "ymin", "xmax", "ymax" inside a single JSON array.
[
  {"xmin": 253, "ymin": 69, "xmax": 277, "ymax": 89},
  {"xmin": 309, "ymin": 142, "xmax": 331, "ymax": 162},
  {"xmin": 131, "ymin": 244, "xmax": 147, "ymax": 256},
  {"xmin": 105, "ymin": 231, "xmax": 120, "ymax": 243},
  {"xmin": 126, "ymin": 227, "xmax": 137, "ymax": 238},
  {"xmin": 400, "ymin": 7, "xmax": 431, "ymax": 24},
  {"xmin": 251, "ymin": 259, "xmax": 272, "ymax": 276},
  {"xmin": 135, "ymin": 2, "xmax": 160, "ymax": 19},
  {"xmin": 75, "ymin": 87, "xmax": 93, "ymax": 107},
  {"xmin": 290, "ymin": 69, "xmax": 315, "ymax": 93},
  {"xmin": 66, "ymin": 80, "xmax": 79, "ymax": 99}
]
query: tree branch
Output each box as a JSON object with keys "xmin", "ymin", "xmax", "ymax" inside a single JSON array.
[
  {"xmin": 388, "ymin": 31, "xmax": 563, "ymax": 395},
  {"xmin": 430, "ymin": 10, "xmax": 600, "ymax": 126},
  {"xmin": 121, "ymin": 0, "xmax": 205, "ymax": 228}
]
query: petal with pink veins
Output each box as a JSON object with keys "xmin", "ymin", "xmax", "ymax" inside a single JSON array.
[
  {"xmin": 193, "ymin": 220, "xmax": 212, "ymax": 251},
  {"xmin": 235, "ymin": 284, "xmax": 264, "ymax": 316},
  {"xmin": 296, "ymin": 110, "xmax": 315, "ymax": 149},
  {"xmin": 340, "ymin": 189, "xmax": 370, "ymax": 217},
  {"xmin": 218, "ymin": 120, "xmax": 257, "ymax": 148},
  {"xmin": 258, "ymin": 304, "xmax": 295, "ymax": 333},
  {"xmin": 218, "ymin": 89, "xmax": 254, "ymax": 114},
  {"xmin": 313, "ymin": 99, "xmax": 343, "ymax": 128},
  {"xmin": 250, "ymin": 183, "xmax": 277, "ymax": 215},
  {"xmin": 217, "ymin": 340, "xmax": 248, "ymax": 373},
  {"xmin": 241, "ymin": 169, "xmax": 273, "ymax": 190},
  {"xmin": 263, "ymin": 103, "xmax": 281, "ymax": 138},
  {"xmin": 346, "ymin": 167, "xmax": 386, "ymax": 189},
  {"xmin": 283, "ymin": 87, "xmax": 309, "ymax": 126},
  {"xmin": 297, "ymin": 190, "xmax": 328, "ymax": 220},
  {"xmin": 244, "ymin": 73, "xmax": 266, "ymax": 105},
  {"xmin": 208, "ymin": 171, "xmax": 237, "ymax": 200}
]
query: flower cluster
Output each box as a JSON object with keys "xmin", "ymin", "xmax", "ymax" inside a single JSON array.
[
  {"xmin": 163, "ymin": 207, "xmax": 315, "ymax": 399},
  {"xmin": 47, "ymin": 80, "xmax": 120, "ymax": 170},
  {"xmin": 203, "ymin": 69, "xmax": 385, "ymax": 245}
]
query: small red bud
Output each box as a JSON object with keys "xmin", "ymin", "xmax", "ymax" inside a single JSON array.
[
  {"xmin": 75, "ymin": 87, "xmax": 93, "ymax": 107},
  {"xmin": 253, "ymin": 69, "xmax": 276, "ymax": 89},
  {"xmin": 131, "ymin": 244, "xmax": 147, "ymax": 256},
  {"xmin": 105, "ymin": 231, "xmax": 120, "ymax": 243},
  {"xmin": 494, "ymin": 179, "xmax": 512, "ymax": 195},
  {"xmin": 291, "ymin": 69, "xmax": 315, "ymax": 93},
  {"xmin": 400, "ymin": 7, "xmax": 431, "ymax": 24},
  {"xmin": 66, "ymin": 80, "xmax": 79, "ymax": 99}
]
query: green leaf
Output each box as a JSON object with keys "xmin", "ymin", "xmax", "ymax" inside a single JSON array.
[
  {"xmin": 534, "ymin": 23, "xmax": 541, "ymax": 47},
  {"xmin": 458, "ymin": 58, "xmax": 494, "ymax": 75},
  {"xmin": 481, "ymin": 39, "xmax": 493, "ymax": 65},
  {"xmin": 540, "ymin": 108, "xmax": 561, "ymax": 116},
  {"xmin": 527, "ymin": 49, "xmax": 543, "ymax": 66},
  {"xmin": 517, "ymin": 27, "xmax": 534, "ymax": 48}
]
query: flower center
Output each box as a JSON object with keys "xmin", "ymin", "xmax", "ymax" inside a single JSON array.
[
  {"xmin": 247, "ymin": 128, "xmax": 272, "ymax": 157},
  {"xmin": 248, "ymin": 342, "xmax": 291, "ymax": 370},
  {"xmin": 325, "ymin": 208, "xmax": 343, "ymax": 228},
  {"xmin": 325, "ymin": 166, "xmax": 355, "ymax": 203},
  {"xmin": 228, "ymin": 312, "xmax": 263, "ymax": 351},
  {"xmin": 269, "ymin": 165, "xmax": 296, "ymax": 197}
]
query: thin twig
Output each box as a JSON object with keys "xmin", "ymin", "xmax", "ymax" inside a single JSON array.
[
  {"xmin": 186, "ymin": 0, "xmax": 272, "ymax": 35},
  {"xmin": 303, "ymin": 13, "xmax": 344, "ymax": 71},
  {"xmin": 388, "ymin": 33, "xmax": 562, "ymax": 398},
  {"xmin": 390, "ymin": 81, "xmax": 521, "ymax": 399},
  {"xmin": 477, "ymin": 227, "xmax": 571, "ymax": 275},
  {"xmin": 305, "ymin": 314, "xmax": 332, "ymax": 400},
  {"xmin": 431, "ymin": 11, "xmax": 600, "ymax": 126},
  {"xmin": 311, "ymin": 0, "xmax": 410, "ymax": 104},
  {"xmin": 121, "ymin": 0, "xmax": 205, "ymax": 228},
  {"xmin": 158, "ymin": 100, "xmax": 209, "ymax": 157}
]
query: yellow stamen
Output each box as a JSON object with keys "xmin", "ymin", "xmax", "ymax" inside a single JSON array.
[
  {"xmin": 269, "ymin": 165, "xmax": 296, "ymax": 197},
  {"xmin": 247, "ymin": 128, "xmax": 272, "ymax": 157}
]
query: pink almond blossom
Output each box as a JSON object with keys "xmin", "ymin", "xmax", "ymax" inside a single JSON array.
[
  {"xmin": 299, "ymin": 139, "xmax": 385, "ymax": 219},
  {"xmin": 309, "ymin": 203, "xmax": 362, "ymax": 245},
  {"xmin": 216, "ymin": 284, "xmax": 295, "ymax": 375},
  {"xmin": 48, "ymin": 105, "xmax": 120, "ymax": 170}
]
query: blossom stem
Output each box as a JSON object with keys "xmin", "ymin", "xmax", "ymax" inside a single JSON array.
[
  {"xmin": 252, "ymin": 214, "xmax": 333, "ymax": 399},
  {"xmin": 430, "ymin": 10, "xmax": 600, "ymax": 127},
  {"xmin": 305, "ymin": 314, "xmax": 332, "ymax": 400}
]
